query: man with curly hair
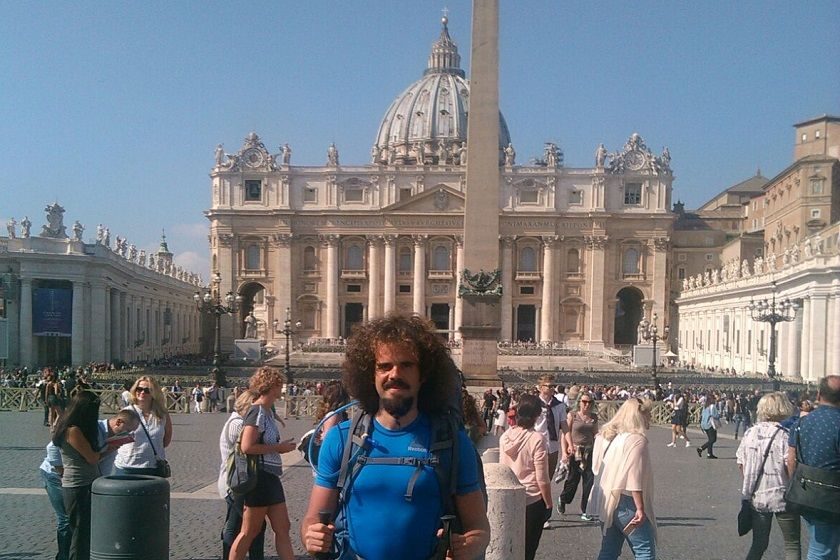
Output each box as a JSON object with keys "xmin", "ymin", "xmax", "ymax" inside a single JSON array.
[{"xmin": 301, "ymin": 314, "xmax": 489, "ymax": 560}]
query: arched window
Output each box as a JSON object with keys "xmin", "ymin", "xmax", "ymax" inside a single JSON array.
[
  {"xmin": 245, "ymin": 244, "xmax": 260, "ymax": 270},
  {"xmin": 567, "ymin": 249, "xmax": 580, "ymax": 273},
  {"xmin": 398, "ymin": 247, "xmax": 412, "ymax": 273},
  {"xmin": 519, "ymin": 246, "xmax": 537, "ymax": 272},
  {"xmin": 432, "ymin": 245, "xmax": 451, "ymax": 271},
  {"xmin": 303, "ymin": 246, "xmax": 317, "ymax": 272},
  {"xmin": 346, "ymin": 245, "xmax": 364, "ymax": 270},
  {"xmin": 623, "ymin": 248, "xmax": 640, "ymax": 275}
]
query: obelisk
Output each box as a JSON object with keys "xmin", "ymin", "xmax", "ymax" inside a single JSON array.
[{"xmin": 459, "ymin": 0, "xmax": 501, "ymax": 383}]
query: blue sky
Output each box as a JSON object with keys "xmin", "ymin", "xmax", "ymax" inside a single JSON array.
[{"xmin": 2, "ymin": 1, "xmax": 838, "ymax": 279}]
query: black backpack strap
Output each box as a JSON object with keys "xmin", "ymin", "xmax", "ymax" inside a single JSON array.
[
  {"xmin": 337, "ymin": 410, "xmax": 372, "ymax": 506},
  {"xmin": 429, "ymin": 411, "xmax": 459, "ymax": 516}
]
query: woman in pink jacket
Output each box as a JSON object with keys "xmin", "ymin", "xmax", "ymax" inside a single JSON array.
[{"xmin": 500, "ymin": 393, "xmax": 552, "ymax": 560}]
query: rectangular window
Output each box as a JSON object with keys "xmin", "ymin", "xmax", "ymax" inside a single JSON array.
[
  {"xmin": 677, "ymin": 267, "xmax": 686, "ymax": 280},
  {"xmin": 624, "ymin": 183, "xmax": 642, "ymax": 205},
  {"xmin": 346, "ymin": 284, "xmax": 361, "ymax": 293},
  {"xmin": 304, "ymin": 187, "xmax": 317, "ymax": 202},
  {"xmin": 815, "ymin": 130, "xmax": 821, "ymax": 139},
  {"xmin": 811, "ymin": 209, "xmax": 821, "ymax": 219},
  {"xmin": 811, "ymin": 179, "xmax": 823, "ymax": 194},
  {"xmin": 245, "ymin": 180, "xmax": 262, "ymax": 201},
  {"xmin": 568, "ymin": 190, "xmax": 582, "ymax": 205},
  {"xmin": 344, "ymin": 188, "xmax": 364, "ymax": 202},
  {"xmin": 400, "ymin": 187, "xmax": 413, "ymax": 201},
  {"xmin": 519, "ymin": 286, "xmax": 535, "ymax": 295},
  {"xmin": 398, "ymin": 284, "xmax": 411, "ymax": 293},
  {"xmin": 705, "ymin": 253, "xmax": 713, "ymax": 261},
  {"xmin": 519, "ymin": 190, "xmax": 539, "ymax": 204}
]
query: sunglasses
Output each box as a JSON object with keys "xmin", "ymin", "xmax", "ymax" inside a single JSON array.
[
  {"xmin": 580, "ymin": 400, "xmax": 593, "ymax": 404},
  {"xmin": 136, "ymin": 387, "xmax": 152, "ymax": 394}
]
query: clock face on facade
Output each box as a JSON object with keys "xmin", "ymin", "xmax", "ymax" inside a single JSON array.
[
  {"xmin": 625, "ymin": 150, "xmax": 645, "ymax": 171},
  {"xmin": 243, "ymin": 148, "xmax": 265, "ymax": 168}
]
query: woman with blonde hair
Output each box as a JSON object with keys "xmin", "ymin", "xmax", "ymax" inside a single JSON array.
[
  {"xmin": 736, "ymin": 392, "xmax": 799, "ymax": 560},
  {"xmin": 113, "ymin": 376, "xmax": 173, "ymax": 476},
  {"xmin": 587, "ymin": 397, "xmax": 656, "ymax": 560},
  {"xmin": 230, "ymin": 367, "xmax": 297, "ymax": 560}
]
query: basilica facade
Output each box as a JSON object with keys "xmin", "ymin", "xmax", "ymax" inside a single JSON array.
[{"xmin": 207, "ymin": 19, "xmax": 674, "ymax": 353}]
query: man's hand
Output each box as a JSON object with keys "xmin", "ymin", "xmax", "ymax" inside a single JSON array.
[
  {"xmin": 435, "ymin": 528, "xmax": 486, "ymax": 560},
  {"xmin": 303, "ymin": 521, "xmax": 334, "ymax": 555}
]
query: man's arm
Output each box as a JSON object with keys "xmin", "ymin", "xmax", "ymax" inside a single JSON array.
[
  {"xmin": 448, "ymin": 490, "xmax": 490, "ymax": 560},
  {"xmin": 300, "ymin": 485, "xmax": 340, "ymax": 555}
]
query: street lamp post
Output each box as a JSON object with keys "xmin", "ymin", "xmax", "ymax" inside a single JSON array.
[
  {"xmin": 194, "ymin": 272, "xmax": 242, "ymax": 387},
  {"xmin": 639, "ymin": 312, "xmax": 669, "ymax": 390},
  {"xmin": 275, "ymin": 307, "xmax": 302, "ymax": 382},
  {"xmin": 749, "ymin": 281, "xmax": 797, "ymax": 390}
]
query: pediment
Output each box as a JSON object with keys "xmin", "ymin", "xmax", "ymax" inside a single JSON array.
[{"xmin": 385, "ymin": 185, "xmax": 464, "ymax": 213}]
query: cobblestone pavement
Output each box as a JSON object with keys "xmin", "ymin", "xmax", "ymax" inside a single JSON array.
[{"xmin": 0, "ymin": 411, "xmax": 801, "ymax": 559}]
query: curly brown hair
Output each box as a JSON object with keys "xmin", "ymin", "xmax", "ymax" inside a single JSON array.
[
  {"xmin": 342, "ymin": 314, "xmax": 456, "ymax": 415},
  {"xmin": 248, "ymin": 366, "xmax": 286, "ymax": 396}
]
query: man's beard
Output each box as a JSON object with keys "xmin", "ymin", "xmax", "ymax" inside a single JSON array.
[{"xmin": 381, "ymin": 395, "xmax": 415, "ymax": 419}]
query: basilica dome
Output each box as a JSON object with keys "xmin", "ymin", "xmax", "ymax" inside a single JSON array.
[{"xmin": 371, "ymin": 17, "xmax": 511, "ymax": 165}]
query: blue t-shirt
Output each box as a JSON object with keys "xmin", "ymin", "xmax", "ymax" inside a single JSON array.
[
  {"xmin": 315, "ymin": 412, "xmax": 480, "ymax": 560},
  {"xmin": 788, "ymin": 405, "xmax": 840, "ymax": 471}
]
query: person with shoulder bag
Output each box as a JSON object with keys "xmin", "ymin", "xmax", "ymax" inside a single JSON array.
[
  {"xmin": 736, "ymin": 392, "xmax": 799, "ymax": 560},
  {"xmin": 112, "ymin": 376, "xmax": 173, "ymax": 477},
  {"xmin": 785, "ymin": 376, "xmax": 840, "ymax": 560},
  {"xmin": 697, "ymin": 394, "xmax": 721, "ymax": 459}
]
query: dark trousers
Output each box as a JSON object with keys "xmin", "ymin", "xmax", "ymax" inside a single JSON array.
[
  {"xmin": 560, "ymin": 448, "xmax": 594, "ymax": 512},
  {"xmin": 699, "ymin": 428, "xmax": 717, "ymax": 457},
  {"xmin": 222, "ymin": 493, "xmax": 266, "ymax": 560},
  {"xmin": 63, "ymin": 485, "xmax": 92, "ymax": 560},
  {"xmin": 547, "ymin": 450, "xmax": 559, "ymax": 483},
  {"xmin": 525, "ymin": 499, "xmax": 549, "ymax": 560}
]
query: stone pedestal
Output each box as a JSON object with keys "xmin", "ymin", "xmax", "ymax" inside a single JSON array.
[
  {"xmin": 233, "ymin": 339, "xmax": 260, "ymax": 361},
  {"xmin": 460, "ymin": 295, "xmax": 501, "ymax": 382},
  {"xmin": 484, "ymin": 462, "xmax": 525, "ymax": 560}
]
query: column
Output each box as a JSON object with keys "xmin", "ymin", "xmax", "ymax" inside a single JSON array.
[
  {"xmin": 586, "ymin": 236, "xmax": 607, "ymax": 349},
  {"xmin": 650, "ymin": 238, "xmax": 669, "ymax": 320},
  {"xmin": 90, "ymin": 282, "xmax": 108, "ymax": 362},
  {"xmin": 273, "ymin": 234, "xmax": 293, "ymax": 332},
  {"xmin": 809, "ymin": 296, "xmax": 827, "ymax": 379},
  {"xmin": 786, "ymin": 308, "xmax": 802, "ymax": 379},
  {"xmin": 539, "ymin": 236, "xmax": 557, "ymax": 343},
  {"xmin": 19, "ymin": 279, "xmax": 33, "ymax": 367},
  {"xmin": 454, "ymin": 236, "xmax": 464, "ymax": 339},
  {"xmin": 412, "ymin": 235, "xmax": 427, "ymax": 316},
  {"xmin": 799, "ymin": 297, "xmax": 811, "ymax": 380},
  {"xmin": 110, "ymin": 290, "xmax": 121, "ymax": 362},
  {"xmin": 324, "ymin": 235, "xmax": 339, "ymax": 339},
  {"xmin": 367, "ymin": 236, "xmax": 381, "ymax": 320},
  {"xmin": 383, "ymin": 235, "xmax": 396, "ymax": 314},
  {"xmin": 831, "ymin": 294, "xmax": 840, "ymax": 375},
  {"xmin": 824, "ymin": 293, "xmax": 837, "ymax": 376},
  {"xmin": 71, "ymin": 282, "xmax": 86, "ymax": 366},
  {"xmin": 500, "ymin": 237, "xmax": 514, "ymax": 341}
]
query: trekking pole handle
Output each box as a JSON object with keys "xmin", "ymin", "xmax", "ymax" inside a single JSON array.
[
  {"xmin": 439, "ymin": 514, "xmax": 456, "ymax": 559},
  {"xmin": 315, "ymin": 510, "xmax": 332, "ymax": 560}
]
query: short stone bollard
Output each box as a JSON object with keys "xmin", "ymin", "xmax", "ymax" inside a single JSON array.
[
  {"xmin": 483, "ymin": 462, "xmax": 525, "ymax": 560},
  {"xmin": 91, "ymin": 475, "xmax": 169, "ymax": 560}
]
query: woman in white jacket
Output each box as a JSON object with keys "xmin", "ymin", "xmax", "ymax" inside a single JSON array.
[{"xmin": 587, "ymin": 397, "xmax": 656, "ymax": 560}]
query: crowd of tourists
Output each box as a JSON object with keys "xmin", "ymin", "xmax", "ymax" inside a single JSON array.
[{"xmin": 30, "ymin": 313, "xmax": 840, "ymax": 560}]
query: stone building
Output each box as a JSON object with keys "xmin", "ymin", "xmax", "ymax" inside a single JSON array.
[
  {"xmin": 206, "ymin": 18, "xmax": 675, "ymax": 354},
  {"xmin": 0, "ymin": 206, "xmax": 202, "ymax": 368},
  {"xmin": 676, "ymin": 115, "xmax": 840, "ymax": 381}
]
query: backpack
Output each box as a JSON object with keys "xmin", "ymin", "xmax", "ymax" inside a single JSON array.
[{"xmin": 314, "ymin": 405, "xmax": 484, "ymax": 560}]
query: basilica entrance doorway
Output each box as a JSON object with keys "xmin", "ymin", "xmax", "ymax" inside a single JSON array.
[
  {"xmin": 430, "ymin": 303, "xmax": 450, "ymax": 336},
  {"xmin": 343, "ymin": 303, "xmax": 363, "ymax": 338},
  {"xmin": 516, "ymin": 305, "xmax": 536, "ymax": 342},
  {"xmin": 614, "ymin": 287, "xmax": 644, "ymax": 345},
  {"xmin": 238, "ymin": 282, "xmax": 266, "ymax": 338}
]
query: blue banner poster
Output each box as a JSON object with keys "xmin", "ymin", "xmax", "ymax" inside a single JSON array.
[{"xmin": 32, "ymin": 288, "xmax": 72, "ymax": 337}]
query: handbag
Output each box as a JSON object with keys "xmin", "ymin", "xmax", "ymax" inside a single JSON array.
[
  {"xmin": 227, "ymin": 431, "xmax": 261, "ymax": 495},
  {"xmin": 738, "ymin": 426, "xmax": 782, "ymax": 536},
  {"xmin": 134, "ymin": 405, "xmax": 171, "ymax": 478},
  {"xmin": 784, "ymin": 426, "xmax": 840, "ymax": 522}
]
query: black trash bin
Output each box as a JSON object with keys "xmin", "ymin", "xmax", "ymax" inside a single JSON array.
[{"xmin": 91, "ymin": 475, "xmax": 169, "ymax": 560}]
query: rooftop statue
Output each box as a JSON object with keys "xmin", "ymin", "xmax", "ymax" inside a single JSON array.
[
  {"xmin": 40, "ymin": 203, "xmax": 68, "ymax": 239},
  {"xmin": 6, "ymin": 217, "xmax": 16, "ymax": 239},
  {"xmin": 72, "ymin": 220, "xmax": 84, "ymax": 242},
  {"xmin": 20, "ymin": 216, "xmax": 31, "ymax": 238}
]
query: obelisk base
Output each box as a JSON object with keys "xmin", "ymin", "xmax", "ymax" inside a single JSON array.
[{"xmin": 459, "ymin": 295, "xmax": 501, "ymax": 384}]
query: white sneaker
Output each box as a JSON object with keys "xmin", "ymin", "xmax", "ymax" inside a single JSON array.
[
  {"xmin": 667, "ymin": 442, "xmax": 676, "ymax": 447},
  {"xmin": 685, "ymin": 441, "xmax": 691, "ymax": 447},
  {"xmin": 543, "ymin": 521, "xmax": 550, "ymax": 529}
]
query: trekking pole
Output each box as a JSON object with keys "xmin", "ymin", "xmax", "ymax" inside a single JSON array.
[
  {"xmin": 434, "ymin": 514, "xmax": 456, "ymax": 559},
  {"xmin": 315, "ymin": 510, "xmax": 332, "ymax": 560}
]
